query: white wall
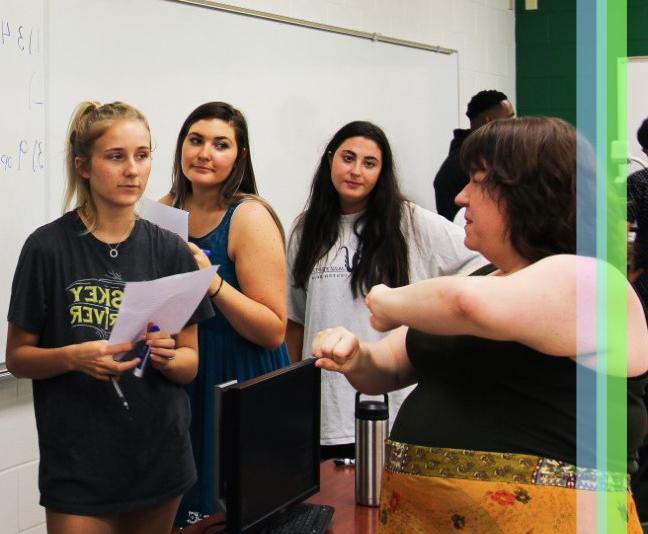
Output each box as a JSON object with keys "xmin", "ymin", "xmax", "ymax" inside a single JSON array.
[
  {"xmin": 628, "ymin": 57, "xmax": 648, "ymax": 170},
  {"xmin": 0, "ymin": 380, "xmax": 45, "ymax": 533},
  {"xmin": 0, "ymin": 1, "xmax": 515, "ymax": 531}
]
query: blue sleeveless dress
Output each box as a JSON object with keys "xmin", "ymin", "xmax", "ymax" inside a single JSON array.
[{"xmin": 177, "ymin": 202, "xmax": 289, "ymax": 525}]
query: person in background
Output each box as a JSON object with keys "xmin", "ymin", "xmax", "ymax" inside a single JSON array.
[
  {"xmin": 6, "ymin": 101, "xmax": 213, "ymax": 534},
  {"xmin": 628, "ymin": 116, "xmax": 648, "ymax": 523},
  {"xmin": 628, "ymin": 117, "xmax": 648, "ymax": 317},
  {"xmin": 286, "ymin": 120, "xmax": 484, "ymax": 461},
  {"xmin": 434, "ymin": 89, "xmax": 514, "ymax": 221},
  {"xmin": 160, "ymin": 101, "xmax": 289, "ymax": 526},
  {"xmin": 312, "ymin": 117, "xmax": 648, "ymax": 532}
]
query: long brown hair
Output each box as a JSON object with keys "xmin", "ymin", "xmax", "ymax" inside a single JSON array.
[
  {"xmin": 169, "ymin": 101, "xmax": 284, "ymax": 241},
  {"xmin": 291, "ymin": 121, "xmax": 411, "ymax": 297}
]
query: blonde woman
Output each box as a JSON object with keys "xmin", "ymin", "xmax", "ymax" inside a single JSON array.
[{"xmin": 6, "ymin": 101, "xmax": 212, "ymax": 534}]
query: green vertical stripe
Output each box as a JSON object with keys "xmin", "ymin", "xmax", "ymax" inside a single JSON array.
[
  {"xmin": 595, "ymin": 2, "xmax": 608, "ymax": 530},
  {"xmin": 605, "ymin": 0, "xmax": 628, "ymax": 532},
  {"xmin": 579, "ymin": 0, "xmax": 630, "ymax": 530}
]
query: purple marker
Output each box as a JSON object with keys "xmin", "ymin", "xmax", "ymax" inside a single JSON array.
[
  {"xmin": 201, "ymin": 249, "xmax": 211, "ymax": 257},
  {"xmin": 133, "ymin": 324, "xmax": 160, "ymax": 378}
]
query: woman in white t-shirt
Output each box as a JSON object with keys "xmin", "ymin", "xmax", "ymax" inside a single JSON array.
[{"xmin": 286, "ymin": 120, "xmax": 484, "ymax": 459}]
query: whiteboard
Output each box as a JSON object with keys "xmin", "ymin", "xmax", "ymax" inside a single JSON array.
[
  {"xmin": 0, "ymin": 0, "xmax": 46, "ymax": 370},
  {"xmin": 628, "ymin": 57, "xmax": 648, "ymax": 165},
  {"xmin": 4, "ymin": 0, "xmax": 459, "ymax": 370},
  {"xmin": 48, "ymin": 0, "xmax": 458, "ymax": 220}
]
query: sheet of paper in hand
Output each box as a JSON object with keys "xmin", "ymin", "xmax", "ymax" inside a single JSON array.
[{"xmin": 108, "ymin": 266, "xmax": 217, "ymax": 358}]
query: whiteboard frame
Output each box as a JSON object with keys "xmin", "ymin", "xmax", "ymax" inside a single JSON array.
[{"xmin": 167, "ymin": 0, "xmax": 457, "ymax": 55}]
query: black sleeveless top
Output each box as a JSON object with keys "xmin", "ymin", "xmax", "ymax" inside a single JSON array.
[{"xmin": 390, "ymin": 268, "xmax": 648, "ymax": 470}]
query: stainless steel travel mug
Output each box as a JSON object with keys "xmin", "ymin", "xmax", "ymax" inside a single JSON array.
[{"xmin": 355, "ymin": 392, "xmax": 388, "ymax": 507}]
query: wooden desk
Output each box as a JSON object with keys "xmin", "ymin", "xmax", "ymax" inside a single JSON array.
[
  {"xmin": 180, "ymin": 460, "xmax": 378, "ymax": 533},
  {"xmin": 307, "ymin": 460, "xmax": 378, "ymax": 534}
]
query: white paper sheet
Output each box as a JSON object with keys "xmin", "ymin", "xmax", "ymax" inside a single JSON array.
[
  {"xmin": 138, "ymin": 196, "xmax": 189, "ymax": 241},
  {"xmin": 108, "ymin": 266, "xmax": 217, "ymax": 353}
]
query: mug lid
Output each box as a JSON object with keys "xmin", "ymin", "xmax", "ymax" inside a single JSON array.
[{"xmin": 355, "ymin": 399, "xmax": 388, "ymax": 420}]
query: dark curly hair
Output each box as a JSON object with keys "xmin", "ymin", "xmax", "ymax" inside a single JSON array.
[
  {"xmin": 638, "ymin": 117, "xmax": 648, "ymax": 150},
  {"xmin": 459, "ymin": 116, "xmax": 576, "ymax": 262},
  {"xmin": 466, "ymin": 90, "xmax": 509, "ymax": 120}
]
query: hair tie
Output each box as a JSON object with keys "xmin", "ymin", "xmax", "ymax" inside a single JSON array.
[{"xmin": 209, "ymin": 276, "xmax": 225, "ymax": 299}]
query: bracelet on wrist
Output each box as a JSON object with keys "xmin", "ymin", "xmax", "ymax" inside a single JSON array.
[{"xmin": 209, "ymin": 276, "xmax": 225, "ymax": 299}]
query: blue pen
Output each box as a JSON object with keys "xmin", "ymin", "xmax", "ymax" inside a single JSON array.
[
  {"xmin": 134, "ymin": 324, "xmax": 161, "ymax": 378},
  {"xmin": 201, "ymin": 248, "xmax": 211, "ymax": 257}
]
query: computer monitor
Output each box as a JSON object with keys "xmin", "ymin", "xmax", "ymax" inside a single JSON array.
[{"xmin": 216, "ymin": 359, "xmax": 321, "ymax": 533}]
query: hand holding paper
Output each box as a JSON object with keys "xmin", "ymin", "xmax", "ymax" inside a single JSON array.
[{"xmin": 108, "ymin": 266, "xmax": 218, "ymax": 356}]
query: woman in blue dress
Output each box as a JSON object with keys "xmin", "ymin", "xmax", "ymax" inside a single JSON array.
[{"xmin": 161, "ymin": 101, "xmax": 289, "ymax": 525}]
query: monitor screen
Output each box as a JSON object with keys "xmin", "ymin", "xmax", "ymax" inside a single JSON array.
[{"xmin": 218, "ymin": 360, "xmax": 321, "ymax": 532}]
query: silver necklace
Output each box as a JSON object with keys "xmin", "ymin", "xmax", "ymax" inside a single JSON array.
[
  {"xmin": 108, "ymin": 242, "xmax": 123, "ymax": 259},
  {"xmin": 106, "ymin": 223, "xmax": 135, "ymax": 259}
]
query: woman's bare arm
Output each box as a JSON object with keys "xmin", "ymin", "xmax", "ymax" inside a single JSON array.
[
  {"xmin": 311, "ymin": 326, "xmax": 415, "ymax": 394},
  {"xmin": 366, "ymin": 255, "xmax": 648, "ymax": 377},
  {"xmin": 6, "ymin": 323, "xmax": 136, "ymax": 380}
]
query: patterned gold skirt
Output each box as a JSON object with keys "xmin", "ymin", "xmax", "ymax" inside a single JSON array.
[{"xmin": 378, "ymin": 440, "xmax": 642, "ymax": 533}]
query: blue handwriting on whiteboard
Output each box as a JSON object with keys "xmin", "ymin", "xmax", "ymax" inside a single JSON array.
[
  {"xmin": 0, "ymin": 19, "xmax": 41, "ymax": 55},
  {"xmin": 0, "ymin": 139, "xmax": 45, "ymax": 174}
]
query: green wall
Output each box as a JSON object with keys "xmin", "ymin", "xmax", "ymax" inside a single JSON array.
[
  {"xmin": 515, "ymin": 0, "xmax": 576, "ymax": 124},
  {"xmin": 629, "ymin": 0, "xmax": 648, "ymax": 56},
  {"xmin": 515, "ymin": 0, "xmax": 648, "ymax": 124}
]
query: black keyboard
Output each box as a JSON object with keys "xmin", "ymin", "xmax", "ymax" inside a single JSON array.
[{"xmin": 260, "ymin": 503, "xmax": 334, "ymax": 534}]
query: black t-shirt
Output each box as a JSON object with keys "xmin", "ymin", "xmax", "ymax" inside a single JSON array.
[
  {"xmin": 433, "ymin": 128, "xmax": 471, "ymax": 221},
  {"xmin": 391, "ymin": 287, "xmax": 647, "ymax": 471},
  {"xmin": 7, "ymin": 211, "xmax": 214, "ymax": 515}
]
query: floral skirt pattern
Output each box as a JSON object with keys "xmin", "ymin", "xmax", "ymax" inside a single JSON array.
[{"xmin": 378, "ymin": 440, "xmax": 642, "ymax": 533}]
